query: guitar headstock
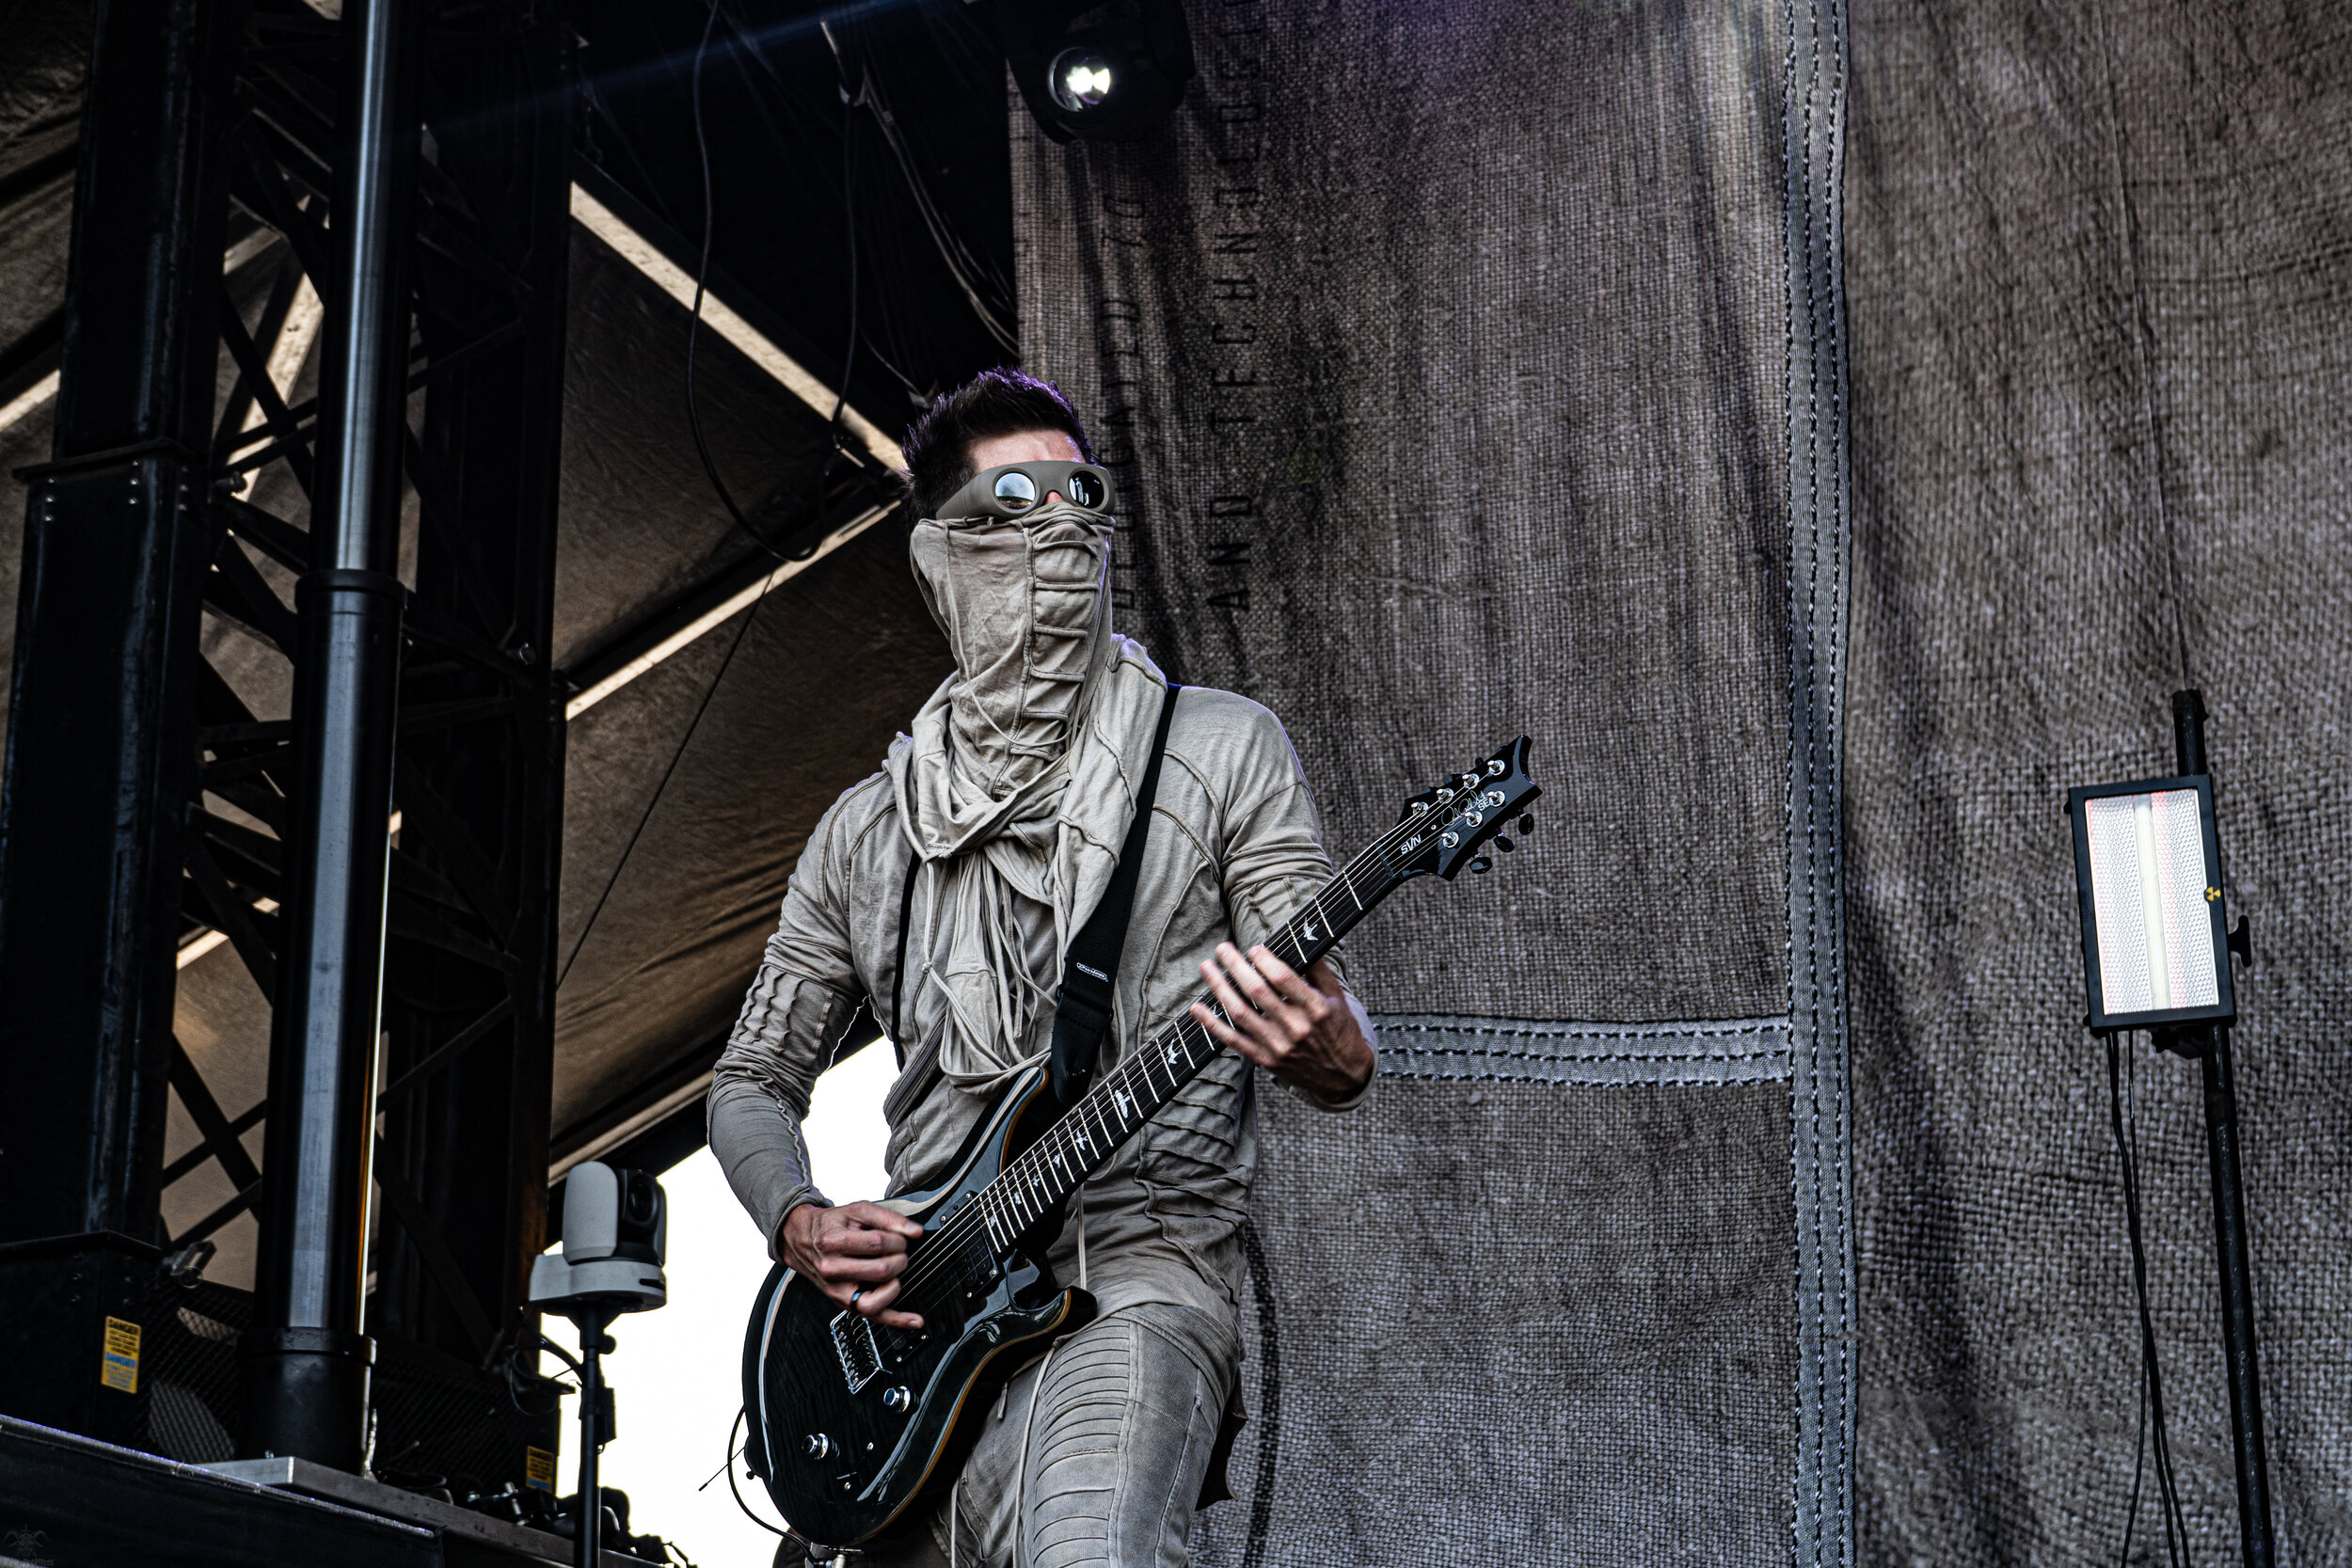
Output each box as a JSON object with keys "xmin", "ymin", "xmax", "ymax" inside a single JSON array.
[{"xmin": 1391, "ymin": 736, "xmax": 1541, "ymax": 881}]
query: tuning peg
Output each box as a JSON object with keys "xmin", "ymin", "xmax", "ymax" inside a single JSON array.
[
  {"xmin": 1518, "ymin": 814, "xmax": 1535, "ymax": 835},
  {"xmin": 1469, "ymin": 856, "xmax": 1492, "ymax": 874},
  {"xmin": 1495, "ymin": 836, "xmax": 1515, "ymax": 853}
]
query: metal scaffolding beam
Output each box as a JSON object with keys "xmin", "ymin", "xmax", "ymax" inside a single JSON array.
[{"xmin": 0, "ymin": 0, "xmax": 572, "ymax": 1484}]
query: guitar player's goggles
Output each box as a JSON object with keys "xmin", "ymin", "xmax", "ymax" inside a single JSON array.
[{"xmin": 937, "ymin": 461, "xmax": 1113, "ymax": 523}]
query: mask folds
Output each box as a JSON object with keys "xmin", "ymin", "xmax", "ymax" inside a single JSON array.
[{"xmin": 909, "ymin": 499, "xmax": 1116, "ymax": 803}]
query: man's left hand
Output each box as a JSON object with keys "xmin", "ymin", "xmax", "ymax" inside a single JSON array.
[{"xmin": 1192, "ymin": 942, "xmax": 1374, "ymax": 1103}]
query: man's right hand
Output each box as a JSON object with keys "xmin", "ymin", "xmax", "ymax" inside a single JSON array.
[{"xmin": 779, "ymin": 1201, "xmax": 926, "ymax": 1329}]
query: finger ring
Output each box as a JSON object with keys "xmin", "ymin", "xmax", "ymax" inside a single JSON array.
[{"xmin": 851, "ymin": 1288, "xmax": 865, "ymax": 1306}]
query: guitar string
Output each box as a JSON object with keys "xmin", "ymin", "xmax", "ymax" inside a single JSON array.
[
  {"xmin": 976, "ymin": 780, "xmax": 1471, "ymax": 1216},
  {"xmin": 876, "ymin": 762, "xmax": 1518, "ymax": 1322},
  {"xmin": 883, "ymin": 765, "xmax": 1515, "ymax": 1316},
  {"xmin": 880, "ymin": 802, "xmax": 1454, "ymax": 1325},
  {"xmin": 873, "ymin": 892, "xmax": 1358, "ymax": 1326},
  {"xmin": 883, "ymin": 812, "xmax": 1414, "ymax": 1312}
]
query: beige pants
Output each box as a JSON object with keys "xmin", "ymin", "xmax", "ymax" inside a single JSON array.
[{"xmin": 862, "ymin": 1303, "xmax": 1239, "ymax": 1568}]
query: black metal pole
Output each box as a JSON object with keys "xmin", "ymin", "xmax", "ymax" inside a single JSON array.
[
  {"xmin": 575, "ymin": 1313, "xmax": 616, "ymax": 1568},
  {"xmin": 242, "ymin": 0, "xmax": 419, "ymax": 1469},
  {"xmin": 2171, "ymin": 689, "xmax": 2277, "ymax": 1568}
]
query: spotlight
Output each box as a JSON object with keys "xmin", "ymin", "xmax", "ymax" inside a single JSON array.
[
  {"xmin": 1051, "ymin": 51, "xmax": 1117, "ymax": 112},
  {"xmin": 1001, "ymin": 0, "xmax": 1196, "ymax": 144}
]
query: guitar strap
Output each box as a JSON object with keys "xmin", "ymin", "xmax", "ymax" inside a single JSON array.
[
  {"xmin": 1050, "ymin": 681, "xmax": 1182, "ymax": 1107},
  {"xmin": 888, "ymin": 847, "xmax": 920, "ymax": 1067}
]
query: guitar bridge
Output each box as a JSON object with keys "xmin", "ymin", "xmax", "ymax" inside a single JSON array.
[{"xmin": 830, "ymin": 1309, "xmax": 882, "ymax": 1393}]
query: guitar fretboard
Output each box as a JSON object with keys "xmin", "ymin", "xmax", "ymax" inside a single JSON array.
[
  {"xmin": 969, "ymin": 825, "xmax": 1406, "ymax": 1252},
  {"xmin": 878, "ymin": 748, "xmax": 1531, "ymax": 1349}
]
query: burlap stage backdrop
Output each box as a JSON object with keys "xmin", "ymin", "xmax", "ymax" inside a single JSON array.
[{"xmin": 1013, "ymin": 0, "xmax": 2352, "ymax": 1562}]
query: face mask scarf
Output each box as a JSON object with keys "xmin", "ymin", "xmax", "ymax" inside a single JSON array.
[{"xmin": 888, "ymin": 499, "xmax": 1168, "ymax": 1093}]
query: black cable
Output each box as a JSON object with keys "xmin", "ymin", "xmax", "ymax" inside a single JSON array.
[
  {"xmin": 556, "ymin": 594, "xmax": 766, "ymax": 993},
  {"xmin": 2106, "ymin": 1034, "xmax": 2191, "ymax": 1568},
  {"xmin": 533, "ymin": 1331, "xmax": 586, "ymax": 1380},
  {"xmin": 816, "ymin": 18, "xmax": 866, "ymax": 513},
  {"xmin": 2117, "ymin": 1034, "xmax": 2152, "ymax": 1568},
  {"xmin": 2122, "ymin": 1298, "xmax": 2149, "ymax": 1568},
  {"xmin": 2133, "ymin": 1038, "xmax": 2195, "ymax": 1565},
  {"xmin": 721, "ymin": 0, "xmax": 1011, "ymax": 353},
  {"xmin": 721, "ymin": 1405, "xmax": 804, "ymax": 1550},
  {"xmin": 685, "ymin": 1, "xmax": 801, "ymax": 567},
  {"xmin": 557, "ymin": 4, "xmax": 869, "ymax": 992}
]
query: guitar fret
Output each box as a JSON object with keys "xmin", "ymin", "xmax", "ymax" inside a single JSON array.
[{"xmin": 950, "ymin": 775, "xmax": 1454, "ymax": 1272}]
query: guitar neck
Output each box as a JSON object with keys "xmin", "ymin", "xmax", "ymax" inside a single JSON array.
[{"xmin": 972, "ymin": 835, "xmax": 1399, "ymax": 1254}]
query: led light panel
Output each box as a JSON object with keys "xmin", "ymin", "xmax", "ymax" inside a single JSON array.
[{"xmin": 2070, "ymin": 775, "xmax": 2234, "ymax": 1032}]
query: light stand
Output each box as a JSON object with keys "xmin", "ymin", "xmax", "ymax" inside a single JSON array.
[
  {"xmin": 2153, "ymin": 693, "xmax": 2275, "ymax": 1568},
  {"xmin": 2069, "ymin": 690, "xmax": 2273, "ymax": 1568},
  {"xmin": 561, "ymin": 1305, "xmax": 620, "ymax": 1568}
]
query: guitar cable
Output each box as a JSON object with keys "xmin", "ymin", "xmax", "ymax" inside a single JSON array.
[
  {"xmin": 721, "ymin": 1403, "xmax": 812, "ymax": 1555},
  {"xmin": 2106, "ymin": 1033, "xmax": 2191, "ymax": 1568}
]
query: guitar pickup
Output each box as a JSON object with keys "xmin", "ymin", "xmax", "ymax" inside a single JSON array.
[{"xmin": 830, "ymin": 1309, "xmax": 882, "ymax": 1393}]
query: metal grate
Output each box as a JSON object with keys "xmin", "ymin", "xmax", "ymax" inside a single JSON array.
[
  {"xmin": 126, "ymin": 1264, "xmax": 558, "ymax": 1497},
  {"xmin": 372, "ymin": 1333, "xmax": 560, "ymax": 1496},
  {"xmin": 139, "ymin": 1277, "xmax": 251, "ymax": 1465}
]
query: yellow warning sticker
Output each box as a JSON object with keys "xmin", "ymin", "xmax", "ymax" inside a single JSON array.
[
  {"xmin": 102, "ymin": 1316, "xmax": 139, "ymax": 1394},
  {"xmin": 525, "ymin": 1446, "xmax": 556, "ymax": 1493}
]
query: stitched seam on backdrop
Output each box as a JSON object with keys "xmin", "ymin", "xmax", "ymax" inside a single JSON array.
[
  {"xmin": 1375, "ymin": 1017, "xmax": 1788, "ymax": 1043},
  {"xmin": 1782, "ymin": 0, "xmax": 1856, "ymax": 1563},
  {"xmin": 1370, "ymin": 1015, "xmax": 1795, "ymax": 1086}
]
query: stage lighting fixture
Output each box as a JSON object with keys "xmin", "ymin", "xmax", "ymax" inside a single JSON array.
[
  {"xmin": 1001, "ymin": 0, "xmax": 1196, "ymax": 144},
  {"xmin": 2069, "ymin": 773, "xmax": 2236, "ymax": 1032},
  {"xmin": 1052, "ymin": 51, "xmax": 1117, "ymax": 111}
]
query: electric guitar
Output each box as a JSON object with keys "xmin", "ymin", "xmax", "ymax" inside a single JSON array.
[{"xmin": 739, "ymin": 736, "xmax": 1541, "ymax": 1549}]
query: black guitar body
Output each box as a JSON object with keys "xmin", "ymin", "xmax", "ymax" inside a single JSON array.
[{"xmin": 740, "ymin": 1063, "xmax": 1093, "ymax": 1550}]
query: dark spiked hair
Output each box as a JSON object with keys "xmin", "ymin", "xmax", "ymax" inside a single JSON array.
[{"xmin": 900, "ymin": 368, "xmax": 1096, "ymax": 518}]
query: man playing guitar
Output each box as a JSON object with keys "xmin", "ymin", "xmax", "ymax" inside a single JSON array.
[{"xmin": 708, "ymin": 368, "xmax": 1375, "ymax": 1565}]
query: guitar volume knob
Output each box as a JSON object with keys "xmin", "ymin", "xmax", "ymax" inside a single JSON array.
[
  {"xmin": 882, "ymin": 1386, "xmax": 913, "ymax": 1413},
  {"xmin": 805, "ymin": 1433, "xmax": 835, "ymax": 1460}
]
